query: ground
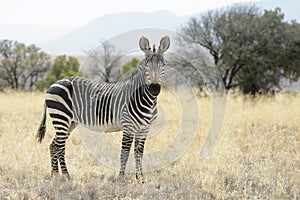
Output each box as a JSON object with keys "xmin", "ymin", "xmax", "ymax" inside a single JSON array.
[{"xmin": 0, "ymin": 90, "xmax": 299, "ymax": 199}]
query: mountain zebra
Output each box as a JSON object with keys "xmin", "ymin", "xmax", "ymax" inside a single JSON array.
[{"xmin": 37, "ymin": 36, "xmax": 170, "ymax": 182}]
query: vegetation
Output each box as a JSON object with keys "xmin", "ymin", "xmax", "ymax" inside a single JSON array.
[
  {"xmin": 0, "ymin": 40, "xmax": 50, "ymax": 90},
  {"xmin": 122, "ymin": 58, "xmax": 140, "ymax": 74},
  {"xmin": 35, "ymin": 55, "xmax": 80, "ymax": 90},
  {"xmin": 177, "ymin": 5, "xmax": 300, "ymax": 95},
  {"xmin": 0, "ymin": 91, "xmax": 299, "ymax": 199}
]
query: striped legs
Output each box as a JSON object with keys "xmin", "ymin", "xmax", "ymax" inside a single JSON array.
[
  {"xmin": 119, "ymin": 129, "xmax": 134, "ymax": 176},
  {"xmin": 49, "ymin": 139, "xmax": 59, "ymax": 175},
  {"xmin": 49, "ymin": 133, "xmax": 70, "ymax": 179},
  {"xmin": 134, "ymin": 135, "xmax": 146, "ymax": 183},
  {"xmin": 49, "ymin": 122, "xmax": 75, "ymax": 179}
]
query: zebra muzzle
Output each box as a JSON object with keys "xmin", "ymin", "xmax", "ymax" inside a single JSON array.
[{"xmin": 149, "ymin": 83, "xmax": 161, "ymax": 96}]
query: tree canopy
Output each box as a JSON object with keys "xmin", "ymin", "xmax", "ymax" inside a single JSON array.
[
  {"xmin": 179, "ymin": 5, "xmax": 300, "ymax": 95},
  {"xmin": 0, "ymin": 40, "xmax": 50, "ymax": 90},
  {"xmin": 35, "ymin": 55, "xmax": 80, "ymax": 90},
  {"xmin": 122, "ymin": 58, "xmax": 140, "ymax": 74}
]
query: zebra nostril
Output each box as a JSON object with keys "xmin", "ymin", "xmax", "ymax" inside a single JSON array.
[{"xmin": 149, "ymin": 83, "xmax": 161, "ymax": 96}]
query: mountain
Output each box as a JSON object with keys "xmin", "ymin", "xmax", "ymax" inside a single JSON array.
[
  {"xmin": 0, "ymin": 25, "xmax": 71, "ymax": 45},
  {"xmin": 41, "ymin": 11, "xmax": 188, "ymax": 54},
  {"xmin": 40, "ymin": 1, "xmax": 300, "ymax": 54}
]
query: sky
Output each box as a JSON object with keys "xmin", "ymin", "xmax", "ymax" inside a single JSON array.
[{"xmin": 0, "ymin": 0, "xmax": 262, "ymax": 28}]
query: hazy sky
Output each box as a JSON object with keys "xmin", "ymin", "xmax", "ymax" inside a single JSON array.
[{"xmin": 0, "ymin": 0, "xmax": 262, "ymax": 28}]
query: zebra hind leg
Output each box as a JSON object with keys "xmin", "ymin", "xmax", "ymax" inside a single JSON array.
[{"xmin": 49, "ymin": 124, "xmax": 72, "ymax": 180}]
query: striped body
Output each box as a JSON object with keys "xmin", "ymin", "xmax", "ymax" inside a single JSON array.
[{"xmin": 46, "ymin": 70, "xmax": 157, "ymax": 133}]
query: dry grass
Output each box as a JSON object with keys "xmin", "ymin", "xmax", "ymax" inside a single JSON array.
[{"xmin": 0, "ymin": 90, "xmax": 299, "ymax": 199}]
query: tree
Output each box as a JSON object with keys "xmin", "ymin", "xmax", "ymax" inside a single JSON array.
[
  {"xmin": 122, "ymin": 58, "xmax": 140, "ymax": 74},
  {"xmin": 83, "ymin": 41, "xmax": 122, "ymax": 82},
  {"xmin": 179, "ymin": 4, "xmax": 300, "ymax": 95},
  {"xmin": 0, "ymin": 40, "xmax": 50, "ymax": 90},
  {"xmin": 35, "ymin": 55, "xmax": 80, "ymax": 90}
]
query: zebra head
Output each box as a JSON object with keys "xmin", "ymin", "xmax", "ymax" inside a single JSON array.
[{"xmin": 139, "ymin": 36, "xmax": 170, "ymax": 96}]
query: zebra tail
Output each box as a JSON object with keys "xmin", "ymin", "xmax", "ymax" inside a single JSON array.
[{"xmin": 37, "ymin": 103, "xmax": 47, "ymax": 143}]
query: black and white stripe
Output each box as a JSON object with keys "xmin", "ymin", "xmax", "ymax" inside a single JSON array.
[{"xmin": 37, "ymin": 36, "xmax": 170, "ymax": 182}]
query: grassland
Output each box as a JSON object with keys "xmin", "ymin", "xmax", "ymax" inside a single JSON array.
[{"xmin": 0, "ymin": 90, "xmax": 299, "ymax": 199}]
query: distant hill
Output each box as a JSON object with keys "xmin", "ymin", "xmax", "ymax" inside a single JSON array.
[
  {"xmin": 0, "ymin": 25, "xmax": 71, "ymax": 45},
  {"xmin": 40, "ymin": 1, "xmax": 300, "ymax": 54},
  {"xmin": 40, "ymin": 11, "xmax": 188, "ymax": 54}
]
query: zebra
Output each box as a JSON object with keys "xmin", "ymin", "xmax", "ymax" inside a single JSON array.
[{"xmin": 37, "ymin": 36, "xmax": 170, "ymax": 182}]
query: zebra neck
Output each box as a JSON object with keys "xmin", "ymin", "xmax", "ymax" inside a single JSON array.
[
  {"xmin": 143, "ymin": 85, "xmax": 157, "ymax": 105},
  {"xmin": 138, "ymin": 64, "xmax": 157, "ymax": 105},
  {"xmin": 129, "ymin": 66, "xmax": 157, "ymax": 106}
]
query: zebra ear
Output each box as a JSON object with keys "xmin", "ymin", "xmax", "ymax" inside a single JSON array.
[
  {"xmin": 158, "ymin": 36, "xmax": 170, "ymax": 54},
  {"xmin": 139, "ymin": 36, "xmax": 151, "ymax": 53}
]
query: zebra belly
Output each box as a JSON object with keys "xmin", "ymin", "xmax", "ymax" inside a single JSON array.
[{"xmin": 76, "ymin": 120, "xmax": 122, "ymax": 133}]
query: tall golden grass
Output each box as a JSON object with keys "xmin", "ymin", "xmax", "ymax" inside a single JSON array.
[{"xmin": 0, "ymin": 90, "xmax": 299, "ymax": 199}]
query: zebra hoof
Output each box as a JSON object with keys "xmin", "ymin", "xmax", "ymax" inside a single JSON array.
[
  {"xmin": 136, "ymin": 174, "xmax": 145, "ymax": 184},
  {"xmin": 140, "ymin": 178, "xmax": 145, "ymax": 184}
]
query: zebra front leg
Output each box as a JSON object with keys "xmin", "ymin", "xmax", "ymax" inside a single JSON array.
[
  {"xmin": 119, "ymin": 131, "xmax": 134, "ymax": 177},
  {"xmin": 134, "ymin": 135, "xmax": 146, "ymax": 183}
]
